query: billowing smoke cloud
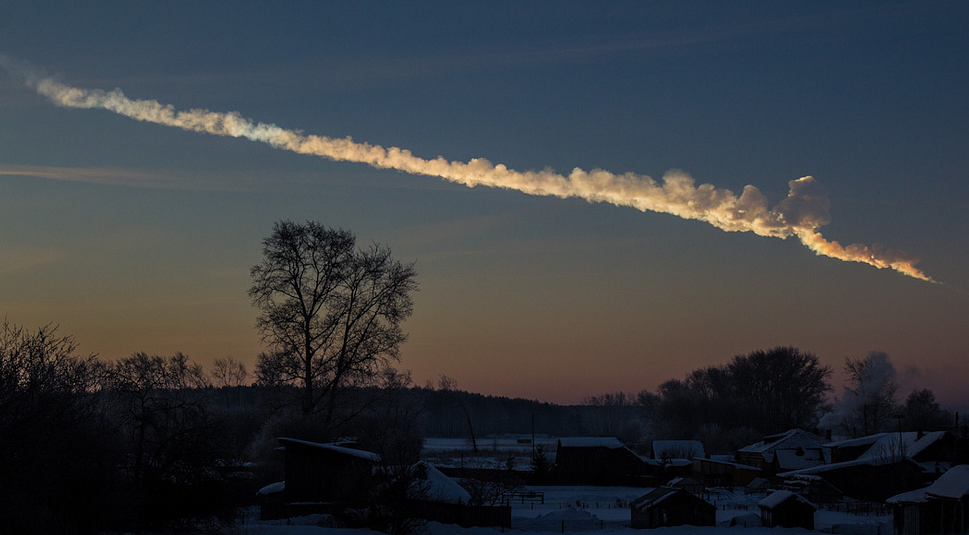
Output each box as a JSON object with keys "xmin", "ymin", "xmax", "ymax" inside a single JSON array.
[{"xmin": 4, "ymin": 61, "xmax": 933, "ymax": 281}]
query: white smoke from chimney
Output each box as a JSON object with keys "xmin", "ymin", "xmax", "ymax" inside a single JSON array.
[{"xmin": 12, "ymin": 69, "xmax": 934, "ymax": 282}]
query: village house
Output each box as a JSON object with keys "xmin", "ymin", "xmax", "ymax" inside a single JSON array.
[
  {"xmin": 278, "ymin": 437, "xmax": 381, "ymax": 503},
  {"xmin": 629, "ymin": 487, "xmax": 716, "ymax": 529},
  {"xmin": 759, "ymin": 489, "xmax": 817, "ymax": 529},
  {"xmin": 554, "ymin": 437, "xmax": 649, "ymax": 485},
  {"xmin": 887, "ymin": 464, "xmax": 969, "ymax": 535},
  {"xmin": 402, "ymin": 462, "xmax": 512, "ymax": 528},
  {"xmin": 737, "ymin": 429, "xmax": 826, "ymax": 474},
  {"xmin": 259, "ymin": 437, "xmax": 510, "ymax": 528},
  {"xmin": 778, "ymin": 431, "xmax": 956, "ymax": 502},
  {"xmin": 258, "ymin": 437, "xmax": 382, "ymax": 520},
  {"xmin": 692, "ymin": 457, "xmax": 761, "ymax": 488}
]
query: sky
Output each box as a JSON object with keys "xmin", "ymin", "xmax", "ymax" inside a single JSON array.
[{"xmin": 1, "ymin": 1, "xmax": 967, "ymax": 406}]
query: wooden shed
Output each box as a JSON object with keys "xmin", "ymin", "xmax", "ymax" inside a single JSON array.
[
  {"xmin": 692, "ymin": 457, "xmax": 761, "ymax": 488},
  {"xmin": 759, "ymin": 490, "xmax": 816, "ymax": 530},
  {"xmin": 630, "ymin": 487, "xmax": 716, "ymax": 529},
  {"xmin": 277, "ymin": 437, "xmax": 381, "ymax": 504},
  {"xmin": 554, "ymin": 437, "xmax": 648, "ymax": 485},
  {"xmin": 888, "ymin": 464, "xmax": 969, "ymax": 535}
]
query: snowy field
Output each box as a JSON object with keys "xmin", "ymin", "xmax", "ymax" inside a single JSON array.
[
  {"xmin": 229, "ymin": 486, "xmax": 892, "ymax": 535},
  {"xmin": 422, "ymin": 437, "xmax": 561, "ymax": 456}
]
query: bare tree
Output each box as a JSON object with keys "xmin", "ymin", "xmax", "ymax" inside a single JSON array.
[
  {"xmin": 249, "ymin": 221, "xmax": 418, "ymax": 423},
  {"xmin": 104, "ymin": 352, "xmax": 212, "ymax": 484},
  {"xmin": 840, "ymin": 352, "xmax": 901, "ymax": 437},
  {"xmin": 0, "ymin": 321, "xmax": 111, "ymax": 532},
  {"xmin": 212, "ymin": 356, "xmax": 248, "ymax": 388},
  {"xmin": 211, "ymin": 356, "xmax": 249, "ymax": 409}
]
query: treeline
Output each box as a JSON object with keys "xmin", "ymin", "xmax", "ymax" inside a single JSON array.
[
  {"xmin": 0, "ymin": 321, "xmax": 429, "ymax": 533},
  {"xmin": 0, "ymin": 322, "xmax": 266, "ymax": 533},
  {"xmin": 4, "ymin": 319, "xmax": 962, "ymax": 533},
  {"xmin": 580, "ymin": 347, "xmax": 961, "ymax": 453}
]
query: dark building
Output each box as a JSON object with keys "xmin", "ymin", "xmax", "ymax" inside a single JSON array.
[
  {"xmin": 692, "ymin": 458, "xmax": 761, "ymax": 488},
  {"xmin": 777, "ymin": 431, "xmax": 956, "ymax": 502},
  {"xmin": 759, "ymin": 490, "xmax": 816, "ymax": 530},
  {"xmin": 277, "ymin": 437, "xmax": 381, "ymax": 504},
  {"xmin": 737, "ymin": 429, "xmax": 826, "ymax": 474},
  {"xmin": 554, "ymin": 437, "xmax": 649, "ymax": 485},
  {"xmin": 888, "ymin": 465, "xmax": 969, "ymax": 535},
  {"xmin": 630, "ymin": 487, "xmax": 716, "ymax": 529}
]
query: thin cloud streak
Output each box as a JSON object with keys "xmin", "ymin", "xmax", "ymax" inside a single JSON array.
[
  {"xmin": 6, "ymin": 63, "xmax": 934, "ymax": 282},
  {"xmin": 0, "ymin": 164, "xmax": 204, "ymax": 189}
]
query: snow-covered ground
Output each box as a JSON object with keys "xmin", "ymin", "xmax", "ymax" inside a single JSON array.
[{"xmin": 229, "ymin": 486, "xmax": 892, "ymax": 535}]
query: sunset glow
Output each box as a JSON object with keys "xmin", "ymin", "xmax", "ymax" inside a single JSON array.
[{"xmin": 1, "ymin": 1, "xmax": 966, "ymax": 406}]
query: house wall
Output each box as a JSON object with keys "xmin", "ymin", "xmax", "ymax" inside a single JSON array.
[
  {"xmin": 766, "ymin": 500, "xmax": 815, "ymax": 530},
  {"xmin": 630, "ymin": 493, "xmax": 715, "ymax": 529},
  {"xmin": 284, "ymin": 446, "xmax": 375, "ymax": 503},
  {"xmin": 555, "ymin": 446, "xmax": 647, "ymax": 485}
]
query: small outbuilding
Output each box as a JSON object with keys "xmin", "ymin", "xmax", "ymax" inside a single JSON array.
[
  {"xmin": 759, "ymin": 490, "xmax": 816, "ymax": 530},
  {"xmin": 888, "ymin": 464, "xmax": 969, "ymax": 535},
  {"xmin": 277, "ymin": 437, "xmax": 381, "ymax": 504},
  {"xmin": 692, "ymin": 457, "xmax": 761, "ymax": 488},
  {"xmin": 630, "ymin": 487, "xmax": 716, "ymax": 529},
  {"xmin": 554, "ymin": 437, "xmax": 649, "ymax": 485}
]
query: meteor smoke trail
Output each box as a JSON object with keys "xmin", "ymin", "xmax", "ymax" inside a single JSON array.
[{"xmin": 8, "ymin": 65, "xmax": 933, "ymax": 282}]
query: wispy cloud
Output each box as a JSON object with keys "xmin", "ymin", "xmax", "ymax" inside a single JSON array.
[
  {"xmin": 0, "ymin": 245, "xmax": 65, "ymax": 275},
  {"xmin": 0, "ymin": 58, "xmax": 935, "ymax": 282},
  {"xmin": 0, "ymin": 164, "xmax": 205, "ymax": 189}
]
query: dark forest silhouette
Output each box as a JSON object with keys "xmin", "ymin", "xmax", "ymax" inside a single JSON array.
[{"xmin": 2, "ymin": 222, "xmax": 964, "ymax": 533}]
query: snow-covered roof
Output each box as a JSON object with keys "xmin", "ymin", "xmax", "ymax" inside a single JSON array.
[
  {"xmin": 778, "ymin": 456, "xmax": 921, "ymax": 478},
  {"xmin": 759, "ymin": 490, "xmax": 816, "ymax": 510},
  {"xmin": 826, "ymin": 431, "xmax": 947, "ymax": 463},
  {"xmin": 693, "ymin": 457, "xmax": 761, "ymax": 471},
  {"xmin": 257, "ymin": 481, "xmax": 285, "ymax": 495},
  {"xmin": 927, "ymin": 465, "xmax": 969, "ymax": 499},
  {"xmin": 277, "ymin": 437, "xmax": 382, "ymax": 462},
  {"xmin": 775, "ymin": 448, "xmax": 825, "ymax": 470},
  {"xmin": 631, "ymin": 487, "xmax": 680, "ymax": 510},
  {"xmin": 739, "ymin": 429, "xmax": 825, "ymax": 455},
  {"xmin": 415, "ymin": 463, "xmax": 472, "ymax": 504},
  {"xmin": 779, "ymin": 432, "xmax": 947, "ymax": 478},
  {"xmin": 558, "ymin": 437, "xmax": 625, "ymax": 449},
  {"xmin": 652, "ymin": 440, "xmax": 705, "ymax": 459},
  {"xmin": 886, "ymin": 488, "xmax": 929, "ymax": 504},
  {"xmin": 888, "ymin": 465, "xmax": 969, "ymax": 503}
]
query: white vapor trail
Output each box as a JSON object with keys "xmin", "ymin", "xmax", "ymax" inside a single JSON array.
[{"xmin": 7, "ymin": 64, "xmax": 933, "ymax": 282}]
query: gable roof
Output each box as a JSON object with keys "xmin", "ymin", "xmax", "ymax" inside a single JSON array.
[
  {"xmin": 277, "ymin": 437, "xmax": 382, "ymax": 462},
  {"xmin": 630, "ymin": 487, "xmax": 711, "ymax": 511},
  {"xmin": 775, "ymin": 448, "xmax": 825, "ymax": 470},
  {"xmin": 779, "ymin": 432, "xmax": 948, "ymax": 478},
  {"xmin": 414, "ymin": 463, "xmax": 471, "ymax": 504},
  {"xmin": 826, "ymin": 431, "xmax": 947, "ymax": 463},
  {"xmin": 887, "ymin": 465, "xmax": 969, "ymax": 504},
  {"xmin": 631, "ymin": 487, "xmax": 679, "ymax": 510},
  {"xmin": 759, "ymin": 490, "xmax": 816, "ymax": 510},
  {"xmin": 739, "ymin": 429, "xmax": 826, "ymax": 456}
]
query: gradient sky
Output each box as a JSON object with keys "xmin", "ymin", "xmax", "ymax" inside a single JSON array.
[{"xmin": 1, "ymin": 1, "xmax": 967, "ymax": 406}]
